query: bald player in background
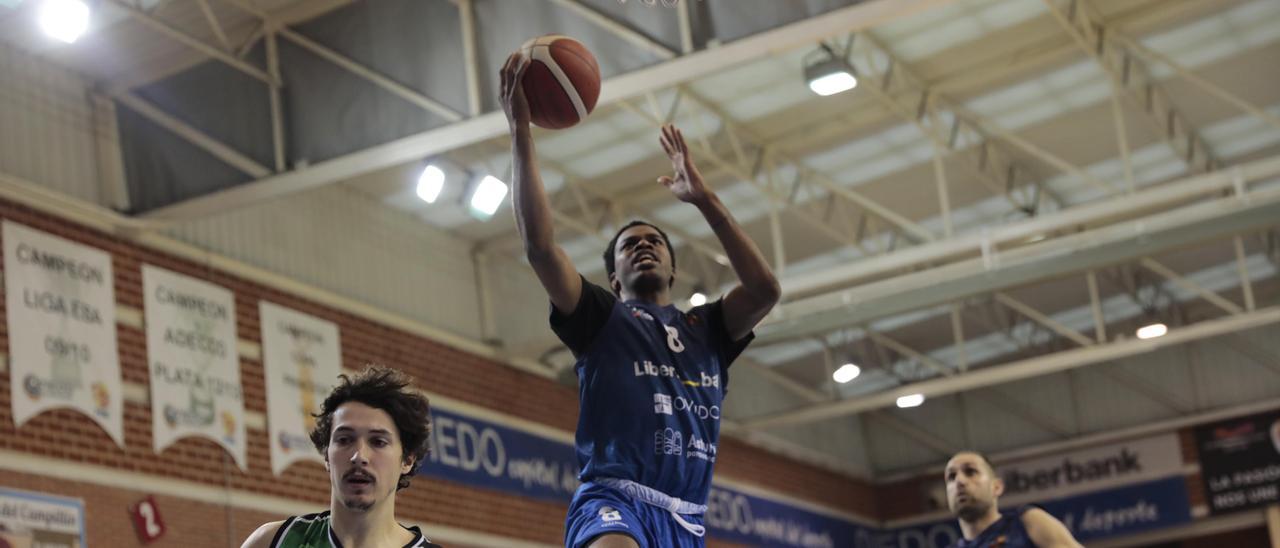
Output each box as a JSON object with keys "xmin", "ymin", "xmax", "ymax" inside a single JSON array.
[{"xmin": 944, "ymin": 451, "xmax": 1083, "ymax": 548}]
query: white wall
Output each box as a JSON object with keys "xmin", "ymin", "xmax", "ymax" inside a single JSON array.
[
  {"xmin": 165, "ymin": 184, "xmax": 485, "ymax": 341},
  {"xmin": 0, "ymin": 42, "xmax": 103, "ymax": 205}
]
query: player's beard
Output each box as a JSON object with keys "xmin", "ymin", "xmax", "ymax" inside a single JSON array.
[
  {"xmin": 629, "ymin": 269, "xmax": 669, "ymax": 295},
  {"xmin": 340, "ymin": 491, "xmax": 378, "ymax": 512},
  {"xmin": 954, "ymin": 497, "xmax": 992, "ymax": 522}
]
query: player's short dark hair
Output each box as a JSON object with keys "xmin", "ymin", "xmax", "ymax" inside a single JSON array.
[
  {"xmin": 310, "ymin": 366, "xmax": 431, "ymax": 490},
  {"xmin": 951, "ymin": 450, "xmax": 998, "ymax": 477},
  {"xmin": 602, "ymin": 220, "xmax": 676, "ymax": 292}
]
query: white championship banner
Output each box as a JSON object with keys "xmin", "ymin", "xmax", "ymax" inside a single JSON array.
[
  {"xmin": 260, "ymin": 301, "xmax": 342, "ymax": 475},
  {"xmin": 142, "ymin": 265, "xmax": 246, "ymax": 469},
  {"xmin": 3, "ymin": 220, "xmax": 123, "ymax": 446}
]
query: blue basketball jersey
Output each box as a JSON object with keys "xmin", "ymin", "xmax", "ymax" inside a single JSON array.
[
  {"xmin": 551, "ymin": 277, "xmax": 752, "ymax": 505},
  {"xmin": 949, "ymin": 506, "xmax": 1038, "ymax": 548}
]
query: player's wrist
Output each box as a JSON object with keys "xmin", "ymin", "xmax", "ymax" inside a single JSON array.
[{"xmin": 693, "ymin": 192, "xmax": 725, "ymax": 217}]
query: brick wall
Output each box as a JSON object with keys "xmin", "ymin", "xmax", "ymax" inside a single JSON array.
[{"xmin": 0, "ymin": 198, "xmax": 875, "ymax": 546}]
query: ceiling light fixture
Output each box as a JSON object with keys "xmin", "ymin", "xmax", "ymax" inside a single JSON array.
[
  {"xmin": 804, "ymin": 44, "xmax": 857, "ymax": 96},
  {"xmin": 468, "ymin": 175, "xmax": 508, "ymax": 218},
  {"xmin": 415, "ymin": 164, "xmax": 445, "ymax": 203},
  {"xmin": 833, "ymin": 363, "xmax": 861, "ymax": 384},
  {"xmin": 39, "ymin": 0, "xmax": 90, "ymax": 44},
  {"xmin": 896, "ymin": 393, "xmax": 925, "ymax": 408},
  {"xmin": 1136, "ymin": 323, "xmax": 1167, "ymax": 340}
]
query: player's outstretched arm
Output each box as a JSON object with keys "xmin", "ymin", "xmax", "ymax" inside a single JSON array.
[
  {"xmin": 500, "ymin": 51, "xmax": 583, "ymax": 314},
  {"xmin": 1021, "ymin": 508, "xmax": 1083, "ymax": 548},
  {"xmin": 657, "ymin": 124, "xmax": 780, "ymax": 340}
]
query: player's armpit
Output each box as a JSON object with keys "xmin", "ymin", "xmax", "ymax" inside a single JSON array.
[{"xmin": 526, "ymin": 244, "xmax": 584, "ymax": 316}]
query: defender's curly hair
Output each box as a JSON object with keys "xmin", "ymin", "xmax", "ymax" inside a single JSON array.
[{"xmin": 310, "ymin": 366, "xmax": 431, "ymax": 490}]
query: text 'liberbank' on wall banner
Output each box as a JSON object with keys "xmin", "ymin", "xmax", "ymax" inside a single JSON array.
[
  {"xmin": 417, "ymin": 405, "xmax": 874, "ymax": 547},
  {"xmin": 260, "ymin": 301, "xmax": 343, "ymax": 476},
  {"xmin": 1196, "ymin": 408, "xmax": 1280, "ymax": 514},
  {"xmin": 998, "ymin": 434, "xmax": 1185, "ymax": 504},
  {"xmin": 143, "ymin": 265, "xmax": 247, "ymax": 469},
  {"xmin": 3, "ymin": 220, "xmax": 124, "ymax": 446},
  {"xmin": 0, "ymin": 488, "xmax": 85, "ymax": 548}
]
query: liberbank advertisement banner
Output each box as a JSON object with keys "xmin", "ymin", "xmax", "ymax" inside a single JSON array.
[
  {"xmin": 1195, "ymin": 409, "xmax": 1280, "ymax": 514},
  {"xmin": 417, "ymin": 405, "xmax": 876, "ymax": 547}
]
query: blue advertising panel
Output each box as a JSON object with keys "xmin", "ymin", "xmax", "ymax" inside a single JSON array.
[
  {"xmin": 416, "ymin": 405, "xmax": 874, "ymax": 544},
  {"xmin": 704, "ymin": 485, "xmax": 875, "ymax": 548},
  {"xmin": 885, "ymin": 476, "xmax": 1192, "ymax": 547},
  {"xmin": 416, "ymin": 405, "xmax": 1191, "ymax": 547},
  {"xmin": 418, "ymin": 407, "xmax": 580, "ymax": 503}
]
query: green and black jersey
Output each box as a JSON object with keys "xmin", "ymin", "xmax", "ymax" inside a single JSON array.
[{"xmin": 269, "ymin": 511, "xmax": 440, "ymax": 548}]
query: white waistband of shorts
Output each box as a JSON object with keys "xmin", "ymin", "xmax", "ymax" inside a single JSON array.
[{"xmin": 595, "ymin": 478, "xmax": 707, "ymax": 515}]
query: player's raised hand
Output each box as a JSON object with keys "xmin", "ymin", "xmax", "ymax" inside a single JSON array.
[
  {"xmin": 499, "ymin": 51, "xmax": 531, "ymax": 130},
  {"xmin": 657, "ymin": 124, "xmax": 710, "ymax": 205}
]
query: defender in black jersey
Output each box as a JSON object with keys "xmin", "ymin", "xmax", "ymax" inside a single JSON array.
[
  {"xmin": 242, "ymin": 367, "xmax": 440, "ymax": 548},
  {"xmin": 944, "ymin": 451, "xmax": 1082, "ymax": 548}
]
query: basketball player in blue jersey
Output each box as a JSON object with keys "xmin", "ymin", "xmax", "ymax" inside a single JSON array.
[
  {"xmin": 945, "ymin": 451, "xmax": 1082, "ymax": 548},
  {"xmin": 500, "ymin": 52, "xmax": 781, "ymax": 548},
  {"xmin": 241, "ymin": 367, "xmax": 440, "ymax": 548}
]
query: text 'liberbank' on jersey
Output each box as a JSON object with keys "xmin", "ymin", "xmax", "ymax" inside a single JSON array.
[{"xmin": 551, "ymin": 278, "xmax": 752, "ymax": 505}]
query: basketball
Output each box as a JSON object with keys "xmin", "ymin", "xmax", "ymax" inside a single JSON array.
[{"xmin": 519, "ymin": 35, "xmax": 601, "ymax": 129}]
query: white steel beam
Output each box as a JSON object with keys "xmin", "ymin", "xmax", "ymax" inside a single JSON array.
[
  {"xmin": 459, "ymin": 0, "xmax": 482, "ymax": 117},
  {"xmin": 276, "ymin": 28, "xmax": 462, "ymax": 122},
  {"xmin": 1116, "ymin": 35, "xmax": 1280, "ymax": 134},
  {"xmin": 994, "ymin": 292, "xmax": 1094, "ymax": 347},
  {"xmin": 866, "ymin": 330, "xmax": 953, "ymax": 378},
  {"xmin": 744, "ymin": 305, "xmax": 1280, "ymax": 430},
  {"xmin": 1041, "ymin": 0, "xmax": 1218, "ymax": 173},
  {"xmin": 90, "ymin": 93, "xmax": 130, "ymax": 212},
  {"xmin": 779, "ymin": 156, "xmax": 1280, "ymax": 300},
  {"xmin": 265, "ymin": 29, "xmax": 286, "ymax": 172},
  {"xmin": 759, "ymin": 168, "xmax": 1280, "ymax": 344},
  {"xmin": 676, "ymin": 87, "xmax": 935, "ymax": 243},
  {"xmin": 548, "ymin": 0, "xmax": 676, "ymax": 59},
  {"xmin": 114, "ymin": 92, "xmax": 272, "ymax": 178},
  {"xmin": 107, "ymin": 0, "xmax": 276, "ymax": 87},
  {"xmin": 1235, "ymin": 236, "xmax": 1256, "ymax": 311},
  {"xmin": 1087, "ymin": 270, "xmax": 1107, "ymax": 343},
  {"xmin": 135, "ymin": 0, "xmax": 954, "ymax": 220},
  {"xmin": 195, "ymin": 0, "xmax": 232, "ymax": 51},
  {"xmin": 853, "ymin": 33, "xmax": 1068, "ymax": 214},
  {"xmin": 1140, "ymin": 257, "xmax": 1244, "ymax": 315}
]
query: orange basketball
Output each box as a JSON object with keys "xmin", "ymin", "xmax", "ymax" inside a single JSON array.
[{"xmin": 519, "ymin": 35, "xmax": 601, "ymax": 130}]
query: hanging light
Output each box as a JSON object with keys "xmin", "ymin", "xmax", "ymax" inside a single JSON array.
[
  {"xmin": 39, "ymin": 0, "xmax": 90, "ymax": 44},
  {"xmin": 468, "ymin": 175, "xmax": 509, "ymax": 218},
  {"xmin": 896, "ymin": 393, "xmax": 925, "ymax": 408},
  {"xmin": 804, "ymin": 45, "xmax": 857, "ymax": 96},
  {"xmin": 1136, "ymin": 323, "xmax": 1167, "ymax": 340},
  {"xmin": 415, "ymin": 164, "xmax": 445, "ymax": 203},
  {"xmin": 833, "ymin": 363, "xmax": 861, "ymax": 384}
]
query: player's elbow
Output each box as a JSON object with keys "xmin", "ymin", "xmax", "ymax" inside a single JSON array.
[
  {"xmin": 754, "ymin": 276, "xmax": 782, "ymax": 308},
  {"xmin": 524, "ymin": 244, "xmax": 558, "ymax": 267}
]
